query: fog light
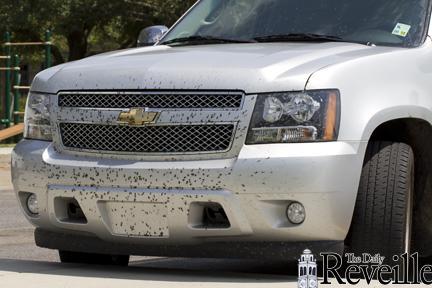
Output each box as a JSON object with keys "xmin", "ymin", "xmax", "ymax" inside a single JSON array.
[
  {"xmin": 287, "ymin": 202, "xmax": 305, "ymax": 224},
  {"xmin": 26, "ymin": 194, "xmax": 39, "ymax": 215}
]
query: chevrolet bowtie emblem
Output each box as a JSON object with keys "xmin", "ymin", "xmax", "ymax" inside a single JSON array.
[{"xmin": 117, "ymin": 108, "xmax": 161, "ymax": 126}]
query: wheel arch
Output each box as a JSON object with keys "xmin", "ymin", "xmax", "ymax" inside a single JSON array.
[
  {"xmin": 360, "ymin": 115, "xmax": 432, "ymax": 256},
  {"xmin": 360, "ymin": 106, "xmax": 432, "ymax": 141}
]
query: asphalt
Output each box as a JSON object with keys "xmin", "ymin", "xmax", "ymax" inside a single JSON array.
[{"xmin": 0, "ymin": 147, "xmax": 421, "ymax": 287}]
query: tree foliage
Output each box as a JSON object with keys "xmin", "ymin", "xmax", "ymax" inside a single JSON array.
[{"xmin": 0, "ymin": 0, "xmax": 195, "ymax": 62}]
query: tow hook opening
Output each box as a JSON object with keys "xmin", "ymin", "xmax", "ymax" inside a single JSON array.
[
  {"xmin": 67, "ymin": 200, "xmax": 87, "ymax": 223},
  {"xmin": 54, "ymin": 197, "xmax": 88, "ymax": 224},
  {"xmin": 189, "ymin": 202, "xmax": 231, "ymax": 229}
]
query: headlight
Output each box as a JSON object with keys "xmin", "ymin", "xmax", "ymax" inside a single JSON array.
[
  {"xmin": 246, "ymin": 90, "xmax": 340, "ymax": 144},
  {"xmin": 24, "ymin": 93, "xmax": 52, "ymax": 141}
]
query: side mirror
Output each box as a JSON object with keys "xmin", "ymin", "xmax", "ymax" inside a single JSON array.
[{"xmin": 137, "ymin": 26, "xmax": 169, "ymax": 47}]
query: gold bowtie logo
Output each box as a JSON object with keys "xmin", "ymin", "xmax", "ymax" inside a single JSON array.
[{"xmin": 117, "ymin": 108, "xmax": 161, "ymax": 126}]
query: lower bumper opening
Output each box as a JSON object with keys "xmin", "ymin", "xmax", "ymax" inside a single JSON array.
[
  {"xmin": 54, "ymin": 197, "xmax": 88, "ymax": 224},
  {"xmin": 189, "ymin": 202, "xmax": 231, "ymax": 229}
]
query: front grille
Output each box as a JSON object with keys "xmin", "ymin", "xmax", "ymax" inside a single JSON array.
[
  {"xmin": 58, "ymin": 92, "xmax": 243, "ymax": 109},
  {"xmin": 60, "ymin": 123, "xmax": 235, "ymax": 153}
]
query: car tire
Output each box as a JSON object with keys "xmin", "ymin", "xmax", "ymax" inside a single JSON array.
[
  {"xmin": 59, "ymin": 250, "xmax": 130, "ymax": 266},
  {"xmin": 348, "ymin": 142, "xmax": 414, "ymax": 260}
]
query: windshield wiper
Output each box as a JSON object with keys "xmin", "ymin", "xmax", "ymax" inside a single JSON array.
[
  {"xmin": 160, "ymin": 35, "xmax": 256, "ymax": 46},
  {"xmin": 254, "ymin": 33, "xmax": 345, "ymax": 43}
]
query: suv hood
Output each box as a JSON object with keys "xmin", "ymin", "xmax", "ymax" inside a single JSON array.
[{"xmin": 33, "ymin": 42, "xmax": 398, "ymax": 94}]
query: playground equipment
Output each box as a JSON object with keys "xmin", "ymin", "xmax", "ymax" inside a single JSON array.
[
  {"xmin": 0, "ymin": 123, "xmax": 24, "ymax": 142},
  {"xmin": 0, "ymin": 31, "xmax": 52, "ymax": 140}
]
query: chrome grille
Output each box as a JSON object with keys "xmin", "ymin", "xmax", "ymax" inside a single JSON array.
[
  {"xmin": 60, "ymin": 123, "xmax": 235, "ymax": 153},
  {"xmin": 58, "ymin": 92, "xmax": 243, "ymax": 109}
]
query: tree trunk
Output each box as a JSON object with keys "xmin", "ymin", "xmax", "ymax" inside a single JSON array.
[
  {"xmin": 51, "ymin": 45, "xmax": 65, "ymax": 65},
  {"xmin": 67, "ymin": 30, "xmax": 88, "ymax": 61}
]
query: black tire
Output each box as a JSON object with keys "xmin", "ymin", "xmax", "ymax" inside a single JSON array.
[
  {"xmin": 348, "ymin": 142, "xmax": 414, "ymax": 261},
  {"xmin": 59, "ymin": 250, "xmax": 130, "ymax": 266}
]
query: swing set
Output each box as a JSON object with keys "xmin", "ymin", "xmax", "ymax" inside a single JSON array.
[{"xmin": 0, "ymin": 30, "xmax": 52, "ymax": 141}]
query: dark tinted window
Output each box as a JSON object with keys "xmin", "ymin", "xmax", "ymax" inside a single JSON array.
[{"xmin": 162, "ymin": 0, "xmax": 430, "ymax": 47}]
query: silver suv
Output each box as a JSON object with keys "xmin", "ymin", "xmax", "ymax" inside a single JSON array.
[{"xmin": 12, "ymin": 0, "xmax": 432, "ymax": 265}]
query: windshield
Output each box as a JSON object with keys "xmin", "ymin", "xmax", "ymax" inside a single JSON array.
[{"xmin": 161, "ymin": 0, "xmax": 430, "ymax": 47}]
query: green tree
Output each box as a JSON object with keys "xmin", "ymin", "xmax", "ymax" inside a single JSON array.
[
  {"xmin": 51, "ymin": 0, "xmax": 128, "ymax": 60},
  {"xmin": 105, "ymin": 0, "xmax": 196, "ymax": 51},
  {"xmin": 0, "ymin": 0, "xmax": 195, "ymax": 62}
]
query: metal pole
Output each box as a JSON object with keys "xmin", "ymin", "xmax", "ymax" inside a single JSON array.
[
  {"xmin": 45, "ymin": 30, "xmax": 52, "ymax": 68},
  {"xmin": 4, "ymin": 32, "xmax": 11, "ymax": 127},
  {"xmin": 0, "ymin": 41, "xmax": 2, "ymax": 125},
  {"xmin": 13, "ymin": 55, "xmax": 20, "ymax": 124}
]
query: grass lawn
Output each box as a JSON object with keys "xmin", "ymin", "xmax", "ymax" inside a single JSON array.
[{"xmin": 0, "ymin": 144, "xmax": 16, "ymax": 148}]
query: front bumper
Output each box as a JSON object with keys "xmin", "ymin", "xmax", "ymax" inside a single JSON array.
[
  {"xmin": 12, "ymin": 139, "xmax": 366, "ymax": 257},
  {"xmin": 35, "ymin": 229, "xmax": 343, "ymax": 260}
]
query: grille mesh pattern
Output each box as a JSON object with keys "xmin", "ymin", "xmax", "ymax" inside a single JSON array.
[
  {"xmin": 59, "ymin": 93, "xmax": 243, "ymax": 109},
  {"xmin": 60, "ymin": 123, "xmax": 235, "ymax": 153}
]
